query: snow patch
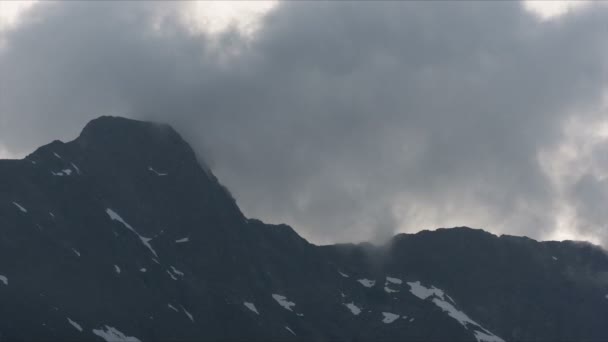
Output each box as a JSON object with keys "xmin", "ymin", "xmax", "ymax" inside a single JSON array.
[
  {"xmin": 0, "ymin": 275, "xmax": 7, "ymax": 285},
  {"xmin": 382, "ymin": 312, "xmax": 400, "ymax": 324},
  {"xmin": 244, "ymin": 302, "xmax": 259, "ymax": 315},
  {"xmin": 114, "ymin": 265, "xmax": 121, "ymax": 274},
  {"xmin": 12, "ymin": 202, "xmax": 27, "ymax": 213},
  {"xmin": 474, "ymin": 330, "xmax": 505, "ymax": 342},
  {"xmin": 407, "ymin": 281, "xmax": 445, "ymax": 300},
  {"xmin": 67, "ymin": 318, "xmax": 83, "ymax": 332},
  {"xmin": 92, "ymin": 325, "xmax": 140, "ymax": 342},
  {"xmin": 338, "ymin": 271, "xmax": 349, "ymax": 278},
  {"xmin": 384, "ymin": 286, "xmax": 398, "ymax": 293},
  {"xmin": 344, "ymin": 302, "xmax": 361, "ymax": 315},
  {"xmin": 140, "ymin": 268, "xmax": 146, "ymax": 273},
  {"xmin": 357, "ymin": 279, "xmax": 376, "ymax": 288},
  {"xmin": 106, "ymin": 208, "xmax": 159, "ymax": 258},
  {"xmin": 272, "ymin": 294, "xmax": 296, "ymax": 311},
  {"xmin": 552, "ymin": 256, "xmax": 558, "ymax": 261},
  {"xmin": 386, "ymin": 276, "xmax": 402, "ymax": 285},
  {"xmin": 72, "ymin": 249, "xmax": 80, "ymax": 257},
  {"xmin": 51, "ymin": 169, "xmax": 73, "ymax": 176},
  {"xmin": 175, "ymin": 237, "xmax": 190, "ymax": 243},
  {"xmin": 407, "ymin": 281, "xmax": 503, "ymax": 342}
]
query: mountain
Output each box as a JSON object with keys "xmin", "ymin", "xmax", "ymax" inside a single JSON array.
[{"xmin": 1, "ymin": 116, "xmax": 607, "ymax": 341}]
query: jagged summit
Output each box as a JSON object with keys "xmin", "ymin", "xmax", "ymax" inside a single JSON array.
[{"xmin": 1, "ymin": 116, "xmax": 607, "ymax": 342}]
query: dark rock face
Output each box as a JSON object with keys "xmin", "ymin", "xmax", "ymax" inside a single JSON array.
[{"xmin": 0, "ymin": 116, "xmax": 607, "ymax": 341}]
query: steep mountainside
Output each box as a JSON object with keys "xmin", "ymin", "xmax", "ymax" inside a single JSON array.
[{"xmin": 1, "ymin": 116, "xmax": 607, "ymax": 341}]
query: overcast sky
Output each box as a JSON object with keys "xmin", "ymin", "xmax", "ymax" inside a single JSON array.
[{"xmin": 1, "ymin": 1, "xmax": 608, "ymax": 247}]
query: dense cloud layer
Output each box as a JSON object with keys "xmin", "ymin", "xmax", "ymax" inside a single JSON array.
[{"xmin": 1, "ymin": 1, "xmax": 608, "ymax": 246}]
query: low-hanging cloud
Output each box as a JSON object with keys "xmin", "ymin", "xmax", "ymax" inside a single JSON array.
[{"xmin": 1, "ymin": 1, "xmax": 608, "ymax": 246}]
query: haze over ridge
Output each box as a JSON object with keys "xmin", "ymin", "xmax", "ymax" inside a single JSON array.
[{"xmin": 1, "ymin": 1, "xmax": 608, "ymax": 247}]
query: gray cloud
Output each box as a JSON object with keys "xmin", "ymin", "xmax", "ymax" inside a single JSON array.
[{"xmin": 1, "ymin": 1, "xmax": 608, "ymax": 245}]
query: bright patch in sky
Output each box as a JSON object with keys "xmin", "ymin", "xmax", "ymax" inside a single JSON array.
[
  {"xmin": 0, "ymin": 1, "xmax": 276, "ymax": 37},
  {"xmin": 0, "ymin": 1, "xmax": 37, "ymax": 32},
  {"xmin": 523, "ymin": 1, "xmax": 590, "ymax": 20},
  {"xmin": 0, "ymin": 145, "xmax": 16, "ymax": 159},
  {"xmin": 179, "ymin": 1, "xmax": 277, "ymax": 36}
]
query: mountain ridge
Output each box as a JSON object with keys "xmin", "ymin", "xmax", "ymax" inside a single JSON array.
[{"xmin": 1, "ymin": 116, "xmax": 607, "ymax": 341}]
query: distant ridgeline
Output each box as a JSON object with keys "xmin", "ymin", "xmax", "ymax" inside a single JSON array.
[{"xmin": 1, "ymin": 116, "xmax": 607, "ymax": 341}]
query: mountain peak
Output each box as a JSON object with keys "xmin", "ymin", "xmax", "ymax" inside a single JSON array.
[{"xmin": 75, "ymin": 116, "xmax": 194, "ymax": 162}]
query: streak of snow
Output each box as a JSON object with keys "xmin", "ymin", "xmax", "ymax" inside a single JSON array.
[
  {"xmin": 0, "ymin": 275, "xmax": 7, "ymax": 285},
  {"xmin": 114, "ymin": 265, "xmax": 121, "ymax": 274},
  {"xmin": 344, "ymin": 302, "xmax": 361, "ymax": 315},
  {"xmin": 167, "ymin": 271, "xmax": 177, "ymax": 280},
  {"xmin": 175, "ymin": 237, "xmax": 189, "ymax": 243},
  {"xmin": 106, "ymin": 208, "xmax": 159, "ymax": 258},
  {"xmin": 71, "ymin": 163, "xmax": 81, "ymax": 175},
  {"xmin": 67, "ymin": 318, "xmax": 83, "ymax": 332},
  {"xmin": 170, "ymin": 266, "xmax": 184, "ymax": 276},
  {"xmin": 408, "ymin": 281, "xmax": 503, "ymax": 342},
  {"xmin": 382, "ymin": 312, "xmax": 400, "ymax": 324},
  {"xmin": 244, "ymin": 302, "xmax": 259, "ymax": 315},
  {"xmin": 552, "ymin": 256, "xmax": 558, "ymax": 261},
  {"xmin": 72, "ymin": 249, "xmax": 80, "ymax": 257},
  {"xmin": 181, "ymin": 305, "xmax": 194, "ymax": 322},
  {"xmin": 148, "ymin": 167, "xmax": 168, "ymax": 176},
  {"xmin": 432, "ymin": 298, "xmax": 477, "ymax": 327},
  {"xmin": 357, "ymin": 279, "xmax": 375, "ymax": 288},
  {"xmin": 338, "ymin": 271, "xmax": 349, "ymax": 278},
  {"xmin": 168, "ymin": 304, "xmax": 178, "ymax": 312},
  {"xmin": 285, "ymin": 326, "xmax": 296, "ymax": 336},
  {"xmin": 53, "ymin": 152, "xmax": 62, "ymax": 160},
  {"xmin": 474, "ymin": 330, "xmax": 505, "ymax": 342},
  {"xmin": 12, "ymin": 202, "xmax": 27, "ymax": 213},
  {"xmin": 92, "ymin": 325, "xmax": 140, "ymax": 342},
  {"xmin": 272, "ymin": 294, "xmax": 296, "ymax": 311}
]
